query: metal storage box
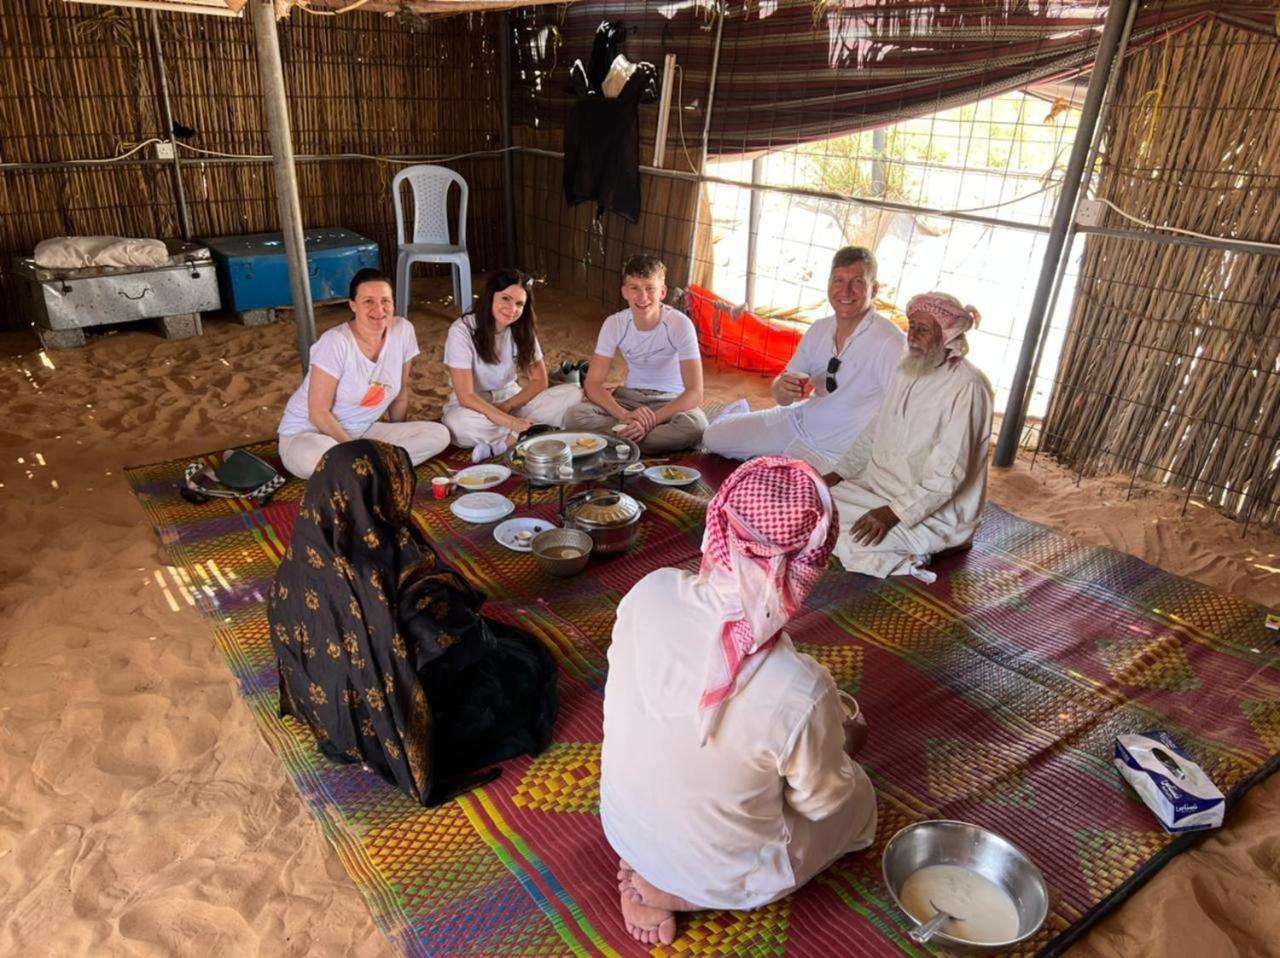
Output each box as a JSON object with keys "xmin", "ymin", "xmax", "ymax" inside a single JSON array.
[
  {"xmin": 203, "ymin": 228, "xmax": 381, "ymax": 323},
  {"xmin": 12, "ymin": 240, "xmax": 219, "ymax": 349}
]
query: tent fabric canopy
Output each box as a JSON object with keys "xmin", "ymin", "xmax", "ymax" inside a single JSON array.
[
  {"xmin": 513, "ymin": 0, "xmax": 1280, "ymax": 159},
  {"xmin": 214, "ymin": 0, "xmax": 563, "ymax": 19}
]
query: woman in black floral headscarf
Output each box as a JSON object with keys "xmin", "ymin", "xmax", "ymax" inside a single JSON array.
[{"xmin": 268, "ymin": 439, "xmax": 558, "ymax": 805}]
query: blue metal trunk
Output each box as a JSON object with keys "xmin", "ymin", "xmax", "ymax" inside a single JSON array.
[{"xmin": 203, "ymin": 228, "xmax": 381, "ymax": 312}]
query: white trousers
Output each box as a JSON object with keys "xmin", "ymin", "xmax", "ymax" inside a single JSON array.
[
  {"xmin": 701, "ymin": 405, "xmax": 837, "ymax": 473},
  {"xmin": 442, "ymin": 382, "xmax": 583, "ymax": 449},
  {"xmin": 830, "ymin": 479, "xmax": 966, "ymax": 578},
  {"xmin": 278, "ymin": 420, "xmax": 451, "ymax": 480}
]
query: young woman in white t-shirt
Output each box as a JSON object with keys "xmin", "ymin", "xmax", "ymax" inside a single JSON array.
[
  {"xmin": 277, "ymin": 269, "xmax": 450, "ymax": 479},
  {"xmin": 442, "ymin": 270, "xmax": 582, "ymax": 459}
]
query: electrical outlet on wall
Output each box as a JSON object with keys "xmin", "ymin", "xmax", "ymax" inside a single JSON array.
[
  {"xmin": 1075, "ymin": 199, "xmax": 1104, "ymax": 227},
  {"xmin": 155, "ymin": 142, "xmax": 175, "ymax": 160}
]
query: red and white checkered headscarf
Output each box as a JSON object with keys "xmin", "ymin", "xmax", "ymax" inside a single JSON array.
[
  {"xmin": 697, "ymin": 456, "xmax": 838, "ymax": 744},
  {"xmin": 906, "ymin": 292, "xmax": 981, "ymax": 363}
]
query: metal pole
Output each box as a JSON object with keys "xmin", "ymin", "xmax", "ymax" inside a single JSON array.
[
  {"xmin": 685, "ymin": 8, "xmax": 725, "ymax": 288},
  {"xmin": 149, "ymin": 11, "xmax": 190, "ymax": 241},
  {"xmin": 498, "ymin": 12, "xmax": 518, "ymax": 266},
  {"xmin": 744, "ymin": 154, "xmax": 765, "ymax": 306},
  {"xmin": 992, "ymin": 0, "xmax": 1136, "ymax": 467},
  {"xmin": 1023, "ymin": 0, "xmax": 1140, "ymax": 447},
  {"xmin": 251, "ymin": 0, "xmax": 315, "ymax": 370}
]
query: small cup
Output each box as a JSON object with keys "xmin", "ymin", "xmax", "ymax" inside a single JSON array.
[
  {"xmin": 792, "ymin": 371, "xmax": 814, "ymax": 392},
  {"xmin": 615, "ymin": 443, "xmax": 629, "ymax": 459},
  {"xmin": 837, "ymin": 690, "xmax": 861, "ymax": 723},
  {"xmin": 431, "ymin": 476, "xmax": 451, "ymax": 500}
]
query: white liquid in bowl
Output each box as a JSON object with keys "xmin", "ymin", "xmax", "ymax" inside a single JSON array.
[{"xmin": 900, "ymin": 864, "xmax": 1020, "ymax": 944}]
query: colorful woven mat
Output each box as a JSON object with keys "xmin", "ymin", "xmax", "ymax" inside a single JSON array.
[{"xmin": 126, "ymin": 444, "xmax": 1280, "ymax": 957}]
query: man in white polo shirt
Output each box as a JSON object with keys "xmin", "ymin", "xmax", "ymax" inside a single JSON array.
[
  {"xmin": 563, "ymin": 254, "xmax": 708, "ymax": 453},
  {"xmin": 702, "ymin": 246, "xmax": 903, "ymax": 472}
]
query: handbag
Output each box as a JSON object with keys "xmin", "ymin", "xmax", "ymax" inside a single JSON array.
[{"xmin": 182, "ymin": 448, "xmax": 286, "ymax": 504}]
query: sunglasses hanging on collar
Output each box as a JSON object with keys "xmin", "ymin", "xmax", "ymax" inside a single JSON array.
[{"xmin": 826, "ymin": 356, "xmax": 842, "ymax": 393}]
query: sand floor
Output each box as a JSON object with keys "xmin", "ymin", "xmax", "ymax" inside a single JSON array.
[{"xmin": 1, "ymin": 278, "xmax": 1277, "ymax": 957}]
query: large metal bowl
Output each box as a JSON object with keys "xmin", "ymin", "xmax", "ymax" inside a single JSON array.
[
  {"xmin": 530, "ymin": 528, "xmax": 593, "ymax": 577},
  {"xmin": 882, "ymin": 820, "xmax": 1048, "ymax": 950}
]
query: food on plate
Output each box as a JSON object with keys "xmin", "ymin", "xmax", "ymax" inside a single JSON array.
[
  {"xmin": 573, "ymin": 437, "xmax": 602, "ymax": 450},
  {"xmin": 458, "ymin": 473, "xmax": 497, "ymax": 487},
  {"xmin": 661, "ymin": 467, "xmax": 690, "ymax": 481}
]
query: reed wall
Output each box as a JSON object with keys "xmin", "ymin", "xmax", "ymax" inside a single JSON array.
[
  {"xmin": 0, "ymin": 1, "xmax": 506, "ymax": 331},
  {"xmin": 1041, "ymin": 20, "xmax": 1280, "ymax": 526}
]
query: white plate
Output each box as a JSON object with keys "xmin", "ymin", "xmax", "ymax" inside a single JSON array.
[
  {"xmin": 452, "ymin": 464, "xmax": 512, "ymax": 491},
  {"xmin": 451, "ymin": 492, "xmax": 516, "ymax": 524},
  {"xmin": 493, "ymin": 517, "xmax": 556, "ymax": 552},
  {"xmin": 644, "ymin": 465, "xmax": 701, "ymax": 487},
  {"xmin": 519, "ymin": 432, "xmax": 608, "ymax": 459}
]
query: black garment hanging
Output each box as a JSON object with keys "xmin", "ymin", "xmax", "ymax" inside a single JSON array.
[{"xmin": 563, "ymin": 61, "xmax": 659, "ymax": 223}]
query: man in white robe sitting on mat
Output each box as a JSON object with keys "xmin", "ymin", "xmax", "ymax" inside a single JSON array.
[
  {"xmin": 600, "ymin": 457, "xmax": 876, "ymax": 946},
  {"xmin": 702, "ymin": 245, "xmax": 903, "ymax": 472},
  {"xmin": 825, "ymin": 292, "xmax": 993, "ymax": 579}
]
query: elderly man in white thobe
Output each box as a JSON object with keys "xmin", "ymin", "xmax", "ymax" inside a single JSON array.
[
  {"xmin": 825, "ymin": 292, "xmax": 994, "ymax": 579},
  {"xmin": 601, "ymin": 457, "xmax": 876, "ymax": 947}
]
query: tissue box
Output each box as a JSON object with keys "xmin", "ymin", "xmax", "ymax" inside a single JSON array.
[{"xmin": 1114, "ymin": 731, "xmax": 1225, "ymax": 834}]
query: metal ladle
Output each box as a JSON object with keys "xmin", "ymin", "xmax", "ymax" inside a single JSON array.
[{"xmin": 909, "ymin": 900, "xmax": 961, "ymax": 944}]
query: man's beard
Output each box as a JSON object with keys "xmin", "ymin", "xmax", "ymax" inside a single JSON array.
[{"xmin": 899, "ymin": 341, "xmax": 947, "ymax": 377}]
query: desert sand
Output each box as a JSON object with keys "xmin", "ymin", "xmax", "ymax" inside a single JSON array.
[{"xmin": 0, "ymin": 277, "xmax": 1276, "ymax": 957}]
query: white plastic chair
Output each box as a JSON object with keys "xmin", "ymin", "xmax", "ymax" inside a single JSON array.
[{"xmin": 392, "ymin": 165, "xmax": 472, "ymax": 314}]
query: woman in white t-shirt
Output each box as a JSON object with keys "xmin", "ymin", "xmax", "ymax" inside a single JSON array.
[
  {"xmin": 277, "ymin": 268, "xmax": 449, "ymax": 479},
  {"xmin": 442, "ymin": 270, "xmax": 582, "ymax": 459}
]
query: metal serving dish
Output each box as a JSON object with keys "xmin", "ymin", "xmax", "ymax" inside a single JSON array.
[
  {"xmin": 530, "ymin": 528, "xmax": 593, "ymax": 576},
  {"xmin": 882, "ymin": 820, "xmax": 1048, "ymax": 950},
  {"xmin": 562, "ymin": 488, "xmax": 645, "ymax": 555},
  {"xmin": 521, "ymin": 438, "xmax": 573, "ymax": 480}
]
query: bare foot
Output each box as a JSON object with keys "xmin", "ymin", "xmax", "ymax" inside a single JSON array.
[
  {"xmin": 617, "ymin": 858, "xmax": 636, "ymax": 894},
  {"xmin": 620, "ymin": 891, "xmax": 677, "ymax": 946},
  {"xmin": 627, "ymin": 871, "xmax": 698, "ymax": 913}
]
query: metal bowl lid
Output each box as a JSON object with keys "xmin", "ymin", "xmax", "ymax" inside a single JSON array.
[
  {"xmin": 568, "ymin": 489, "xmax": 641, "ymax": 527},
  {"xmin": 525, "ymin": 439, "xmax": 571, "ymax": 463}
]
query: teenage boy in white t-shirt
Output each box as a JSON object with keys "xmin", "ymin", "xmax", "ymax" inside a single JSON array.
[{"xmin": 563, "ymin": 255, "xmax": 708, "ymax": 453}]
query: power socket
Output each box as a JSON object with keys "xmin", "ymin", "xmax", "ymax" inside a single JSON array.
[
  {"xmin": 155, "ymin": 141, "xmax": 175, "ymax": 160},
  {"xmin": 1075, "ymin": 198, "xmax": 1104, "ymax": 227}
]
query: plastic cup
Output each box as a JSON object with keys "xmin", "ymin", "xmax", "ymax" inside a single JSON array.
[{"xmin": 431, "ymin": 476, "xmax": 451, "ymax": 500}]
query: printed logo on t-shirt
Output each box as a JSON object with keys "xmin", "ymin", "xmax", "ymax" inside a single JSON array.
[{"xmin": 360, "ymin": 380, "xmax": 391, "ymax": 407}]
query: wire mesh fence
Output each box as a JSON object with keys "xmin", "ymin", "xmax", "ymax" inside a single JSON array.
[{"xmin": 509, "ymin": 0, "xmax": 1106, "ymax": 411}]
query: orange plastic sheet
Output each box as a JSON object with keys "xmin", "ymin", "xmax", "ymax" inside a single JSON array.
[{"xmin": 687, "ymin": 284, "xmax": 802, "ymax": 376}]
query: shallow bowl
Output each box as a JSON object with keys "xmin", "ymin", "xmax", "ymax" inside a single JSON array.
[
  {"xmin": 530, "ymin": 528, "xmax": 593, "ymax": 577},
  {"xmin": 882, "ymin": 820, "xmax": 1049, "ymax": 950}
]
